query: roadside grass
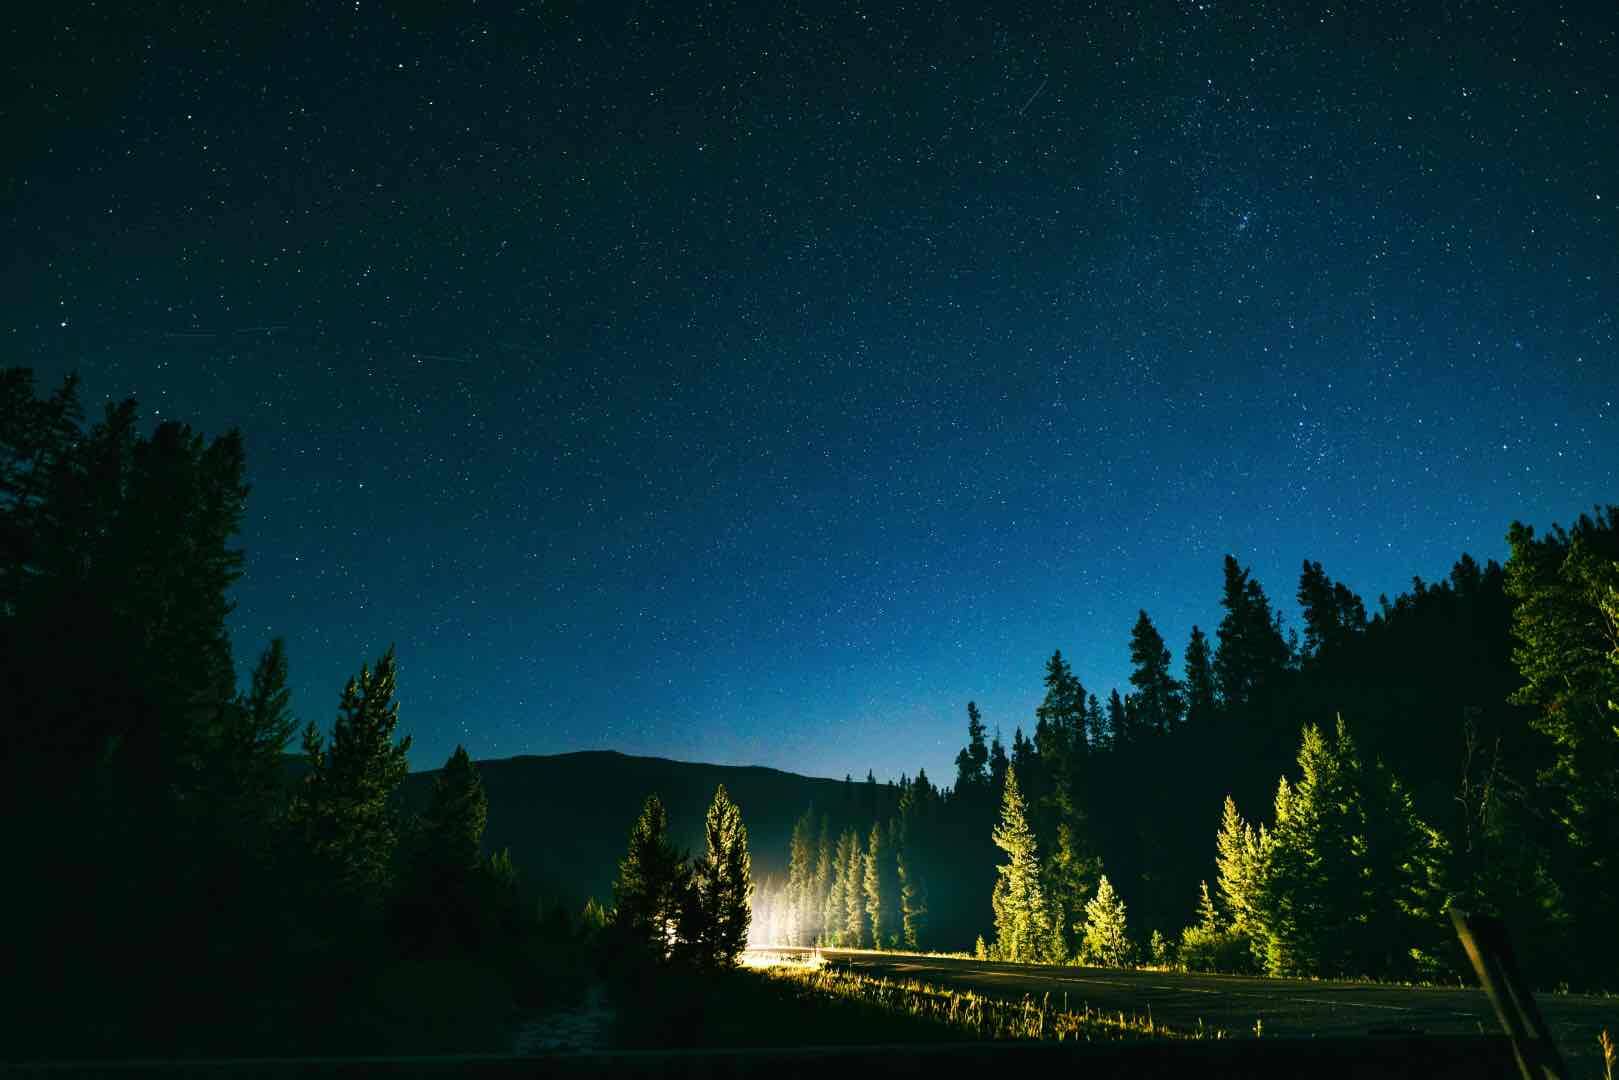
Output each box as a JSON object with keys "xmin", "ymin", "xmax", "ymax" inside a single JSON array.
[
  {"xmin": 758, "ymin": 959, "xmax": 1225, "ymax": 1043},
  {"xmin": 772, "ymin": 942, "xmax": 1619, "ymax": 998}
]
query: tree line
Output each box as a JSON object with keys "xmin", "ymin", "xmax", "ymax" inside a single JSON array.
[
  {"xmin": 752, "ymin": 512, "xmax": 1618, "ymax": 988},
  {"xmin": 0, "ymin": 368, "xmax": 591, "ymax": 1056}
]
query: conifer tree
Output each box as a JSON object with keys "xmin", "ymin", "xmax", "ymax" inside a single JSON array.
[
  {"xmin": 826, "ymin": 828, "xmax": 856, "ymax": 945},
  {"xmin": 1079, "ymin": 874, "xmax": 1132, "ymax": 968},
  {"xmin": 1035, "ymin": 650, "xmax": 1087, "ymax": 760},
  {"xmin": 1105, "ymin": 691, "xmax": 1127, "ymax": 745},
  {"xmin": 1213, "ymin": 794, "xmax": 1264, "ymax": 937},
  {"xmin": 291, "ymin": 646, "xmax": 412, "ymax": 901},
  {"xmin": 687, "ymin": 784, "xmax": 752, "ymax": 967},
  {"xmin": 1084, "ymin": 694, "xmax": 1108, "ymax": 751},
  {"xmin": 812, "ymin": 817, "xmax": 833, "ymax": 945},
  {"xmin": 988, "ymin": 729, "xmax": 1010, "ymax": 796},
  {"xmin": 417, "ymin": 745, "xmax": 488, "ymax": 877},
  {"xmin": 611, "ymin": 794, "xmax": 688, "ymax": 954},
  {"xmin": 989, "ymin": 766, "xmax": 1051, "ymax": 963},
  {"xmin": 1183, "ymin": 626, "xmax": 1215, "ymax": 727},
  {"xmin": 1505, "ymin": 509, "xmax": 1619, "ymax": 972},
  {"xmin": 896, "ymin": 782, "xmax": 929, "ymax": 948},
  {"xmin": 844, "ymin": 827, "xmax": 868, "ymax": 946},
  {"xmin": 1213, "ymin": 556, "xmax": 1290, "ymax": 713},
  {"xmin": 864, "ymin": 819, "xmax": 900, "ymax": 948},
  {"xmin": 955, "ymin": 701, "xmax": 991, "ymax": 796},
  {"xmin": 216, "ymin": 637, "xmax": 298, "ymax": 827},
  {"xmin": 786, "ymin": 808, "xmax": 817, "ymax": 945},
  {"xmin": 1128, "ymin": 610, "xmax": 1184, "ymax": 735},
  {"xmin": 1297, "ymin": 561, "xmax": 1366, "ymax": 661},
  {"xmin": 1256, "ymin": 721, "xmax": 1361, "ymax": 976}
]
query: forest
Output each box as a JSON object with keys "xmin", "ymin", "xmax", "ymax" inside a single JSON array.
[
  {"xmin": 2, "ymin": 365, "xmax": 1615, "ymax": 1061},
  {"xmin": 754, "ymin": 520, "xmax": 1619, "ymax": 989}
]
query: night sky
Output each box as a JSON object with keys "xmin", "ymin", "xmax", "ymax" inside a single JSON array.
[{"xmin": 5, "ymin": 3, "xmax": 1615, "ymax": 786}]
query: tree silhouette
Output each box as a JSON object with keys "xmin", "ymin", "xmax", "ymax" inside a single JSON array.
[{"xmin": 290, "ymin": 647, "xmax": 412, "ymax": 902}]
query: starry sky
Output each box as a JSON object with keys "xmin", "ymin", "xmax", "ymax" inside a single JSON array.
[{"xmin": 5, "ymin": 2, "xmax": 1615, "ymax": 785}]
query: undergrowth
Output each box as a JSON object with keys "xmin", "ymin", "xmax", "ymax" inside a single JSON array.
[{"xmin": 761, "ymin": 961, "xmax": 1224, "ymax": 1042}]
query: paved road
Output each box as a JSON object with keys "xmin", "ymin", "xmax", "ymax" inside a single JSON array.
[{"xmin": 789, "ymin": 949, "xmax": 1617, "ymax": 1067}]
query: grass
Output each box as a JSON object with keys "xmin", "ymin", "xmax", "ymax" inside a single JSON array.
[{"xmin": 754, "ymin": 954, "xmax": 1223, "ymax": 1043}]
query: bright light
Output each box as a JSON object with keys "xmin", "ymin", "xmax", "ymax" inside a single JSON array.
[{"xmin": 740, "ymin": 947, "xmax": 826, "ymax": 971}]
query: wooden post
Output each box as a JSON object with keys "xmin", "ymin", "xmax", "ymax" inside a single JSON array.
[{"xmin": 1449, "ymin": 908, "xmax": 1567, "ymax": 1080}]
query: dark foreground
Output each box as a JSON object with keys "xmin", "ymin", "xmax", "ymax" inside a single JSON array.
[
  {"xmin": 0, "ymin": 1036, "xmax": 1518, "ymax": 1079},
  {"xmin": 813, "ymin": 948, "xmax": 1616, "ymax": 1071}
]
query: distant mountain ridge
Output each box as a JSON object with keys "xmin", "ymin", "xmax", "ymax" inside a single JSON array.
[{"xmin": 395, "ymin": 749, "xmax": 901, "ymax": 912}]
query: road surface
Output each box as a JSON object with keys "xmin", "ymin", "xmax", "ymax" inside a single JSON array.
[{"xmin": 780, "ymin": 948, "xmax": 1616, "ymax": 1067}]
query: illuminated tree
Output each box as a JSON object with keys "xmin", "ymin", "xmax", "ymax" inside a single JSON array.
[
  {"xmin": 826, "ymin": 828, "xmax": 857, "ymax": 946},
  {"xmin": 1255, "ymin": 724, "xmax": 1352, "ymax": 976},
  {"xmin": 896, "ymin": 782, "xmax": 928, "ymax": 948},
  {"xmin": 989, "ymin": 766, "xmax": 1051, "ymax": 963},
  {"xmin": 686, "ymin": 784, "xmax": 752, "ymax": 967},
  {"xmin": 1254, "ymin": 717, "xmax": 1442, "ymax": 978},
  {"xmin": 1078, "ymin": 874, "xmax": 1131, "ymax": 968},
  {"xmin": 812, "ymin": 817, "xmax": 833, "ymax": 945},
  {"xmin": 1213, "ymin": 795, "xmax": 1264, "ymax": 937},
  {"xmin": 843, "ymin": 826, "xmax": 868, "ymax": 946},
  {"xmin": 1505, "ymin": 509, "xmax": 1619, "ymax": 972},
  {"xmin": 785, "ymin": 808, "xmax": 817, "ymax": 945},
  {"xmin": 864, "ymin": 819, "xmax": 900, "ymax": 948}
]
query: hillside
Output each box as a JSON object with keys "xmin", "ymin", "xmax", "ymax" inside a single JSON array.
[{"xmin": 397, "ymin": 750, "xmax": 901, "ymax": 912}]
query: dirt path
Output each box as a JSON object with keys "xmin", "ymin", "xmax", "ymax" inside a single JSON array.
[{"xmin": 512, "ymin": 981, "xmax": 616, "ymax": 1055}]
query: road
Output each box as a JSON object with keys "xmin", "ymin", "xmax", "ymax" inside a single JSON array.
[{"xmin": 787, "ymin": 949, "xmax": 1617, "ymax": 1067}]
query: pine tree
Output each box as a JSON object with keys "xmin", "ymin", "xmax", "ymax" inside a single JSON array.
[
  {"xmin": 955, "ymin": 701, "xmax": 991, "ymax": 796},
  {"xmin": 1213, "ymin": 795, "xmax": 1264, "ymax": 936},
  {"xmin": 989, "ymin": 766, "xmax": 1051, "ymax": 963},
  {"xmin": 1213, "ymin": 555, "xmax": 1290, "ymax": 713},
  {"xmin": 611, "ymin": 794, "xmax": 688, "ymax": 955},
  {"xmin": 896, "ymin": 782, "xmax": 929, "ymax": 948},
  {"xmin": 1256, "ymin": 721, "xmax": 1361, "ymax": 976},
  {"xmin": 418, "ymin": 745, "xmax": 488, "ymax": 876},
  {"xmin": 687, "ymin": 784, "xmax": 752, "ymax": 968},
  {"xmin": 826, "ymin": 828, "xmax": 855, "ymax": 946},
  {"xmin": 844, "ymin": 827, "xmax": 868, "ymax": 947},
  {"xmin": 291, "ymin": 646, "xmax": 413, "ymax": 901},
  {"xmin": 786, "ymin": 808, "xmax": 817, "ymax": 945},
  {"xmin": 1183, "ymin": 626, "xmax": 1215, "ymax": 727},
  {"xmin": 864, "ymin": 820, "xmax": 900, "ymax": 948},
  {"xmin": 988, "ymin": 729, "xmax": 1010, "ymax": 796},
  {"xmin": 1128, "ymin": 610, "xmax": 1184, "ymax": 735},
  {"xmin": 812, "ymin": 817, "xmax": 833, "ymax": 946},
  {"xmin": 1084, "ymin": 693, "xmax": 1108, "ymax": 752},
  {"xmin": 1105, "ymin": 691, "xmax": 1127, "ymax": 745},
  {"xmin": 1035, "ymin": 650, "xmax": 1087, "ymax": 759},
  {"xmin": 1079, "ymin": 874, "xmax": 1132, "ymax": 968},
  {"xmin": 216, "ymin": 637, "xmax": 298, "ymax": 827},
  {"xmin": 1297, "ymin": 560, "xmax": 1368, "ymax": 662},
  {"xmin": 1505, "ymin": 509, "xmax": 1619, "ymax": 974}
]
